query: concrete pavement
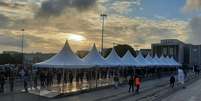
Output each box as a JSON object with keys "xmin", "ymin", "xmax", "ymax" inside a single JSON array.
[
  {"xmin": 0, "ymin": 76, "xmax": 170, "ymax": 101},
  {"xmin": 162, "ymin": 77, "xmax": 201, "ymax": 101},
  {"xmin": 1, "ymin": 74, "xmax": 199, "ymax": 101}
]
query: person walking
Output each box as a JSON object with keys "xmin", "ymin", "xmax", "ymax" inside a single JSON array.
[
  {"xmin": 0, "ymin": 72, "xmax": 5, "ymax": 93},
  {"xmin": 178, "ymin": 68, "xmax": 185, "ymax": 88},
  {"xmin": 135, "ymin": 75, "xmax": 141, "ymax": 94},
  {"xmin": 128, "ymin": 76, "xmax": 134, "ymax": 92},
  {"xmin": 169, "ymin": 75, "xmax": 175, "ymax": 88}
]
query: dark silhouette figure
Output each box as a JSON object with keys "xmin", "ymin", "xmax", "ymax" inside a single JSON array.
[
  {"xmin": 170, "ymin": 75, "xmax": 175, "ymax": 88},
  {"xmin": 9, "ymin": 72, "xmax": 15, "ymax": 92},
  {"xmin": 128, "ymin": 76, "xmax": 134, "ymax": 92},
  {"xmin": 0, "ymin": 72, "xmax": 5, "ymax": 93}
]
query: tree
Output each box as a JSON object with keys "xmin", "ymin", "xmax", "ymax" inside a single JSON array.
[{"xmin": 103, "ymin": 44, "xmax": 136, "ymax": 58}]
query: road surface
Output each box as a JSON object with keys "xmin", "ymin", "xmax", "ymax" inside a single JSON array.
[{"xmin": 162, "ymin": 77, "xmax": 201, "ymax": 101}]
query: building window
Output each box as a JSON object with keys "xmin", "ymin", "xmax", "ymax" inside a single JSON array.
[
  {"xmin": 169, "ymin": 48, "xmax": 173, "ymax": 56},
  {"xmin": 163, "ymin": 47, "xmax": 167, "ymax": 55}
]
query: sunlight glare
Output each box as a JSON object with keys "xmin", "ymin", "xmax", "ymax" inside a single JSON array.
[{"xmin": 67, "ymin": 34, "xmax": 86, "ymax": 42}]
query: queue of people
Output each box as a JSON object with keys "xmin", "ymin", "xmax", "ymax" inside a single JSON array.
[
  {"xmin": 0, "ymin": 68, "xmax": 16, "ymax": 93},
  {"xmin": 0, "ymin": 65, "xmax": 198, "ymax": 95}
]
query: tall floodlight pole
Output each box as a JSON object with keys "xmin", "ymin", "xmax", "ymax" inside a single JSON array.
[
  {"xmin": 21, "ymin": 29, "xmax": 24, "ymax": 69},
  {"xmin": 100, "ymin": 13, "xmax": 107, "ymax": 55}
]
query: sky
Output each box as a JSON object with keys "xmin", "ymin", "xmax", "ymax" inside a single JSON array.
[{"xmin": 0, "ymin": 0, "xmax": 201, "ymax": 53}]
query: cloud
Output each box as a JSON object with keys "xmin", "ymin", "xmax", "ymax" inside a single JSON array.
[
  {"xmin": 183, "ymin": 0, "xmax": 201, "ymax": 12},
  {"xmin": 0, "ymin": 0, "xmax": 190, "ymax": 53},
  {"xmin": 36, "ymin": 0, "xmax": 96, "ymax": 17},
  {"xmin": 0, "ymin": 34, "xmax": 19, "ymax": 47},
  {"xmin": 0, "ymin": 14, "xmax": 10, "ymax": 27},
  {"xmin": 99, "ymin": 0, "xmax": 141, "ymax": 15},
  {"xmin": 187, "ymin": 16, "xmax": 201, "ymax": 44}
]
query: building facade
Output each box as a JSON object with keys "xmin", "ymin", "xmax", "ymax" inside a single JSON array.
[
  {"xmin": 189, "ymin": 45, "xmax": 201, "ymax": 67},
  {"xmin": 152, "ymin": 39, "xmax": 186, "ymax": 64},
  {"xmin": 152, "ymin": 39, "xmax": 201, "ymax": 67}
]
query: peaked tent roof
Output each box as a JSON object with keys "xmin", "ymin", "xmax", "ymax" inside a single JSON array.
[
  {"xmin": 170, "ymin": 57, "xmax": 181, "ymax": 66},
  {"xmin": 82, "ymin": 44, "xmax": 106, "ymax": 67},
  {"xmin": 159, "ymin": 55, "xmax": 169, "ymax": 66},
  {"xmin": 121, "ymin": 50, "xmax": 139, "ymax": 67},
  {"xmin": 164, "ymin": 56, "xmax": 174, "ymax": 67},
  {"xmin": 153, "ymin": 54, "xmax": 162, "ymax": 66},
  {"xmin": 33, "ymin": 40, "xmax": 88, "ymax": 68},
  {"xmin": 136, "ymin": 52, "xmax": 151, "ymax": 67},
  {"xmin": 166, "ymin": 56, "xmax": 175, "ymax": 66},
  {"xmin": 145, "ymin": 54, "xmax": 157, "ymax": 66},
  {"xmin": 105, "ymin": 48, "xmax": 123, "ymax": 67}
]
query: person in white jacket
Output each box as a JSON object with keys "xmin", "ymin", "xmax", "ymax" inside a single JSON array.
[{"xmin": 178, "ymin": 68, "xmax": 185, "ymax": 88}]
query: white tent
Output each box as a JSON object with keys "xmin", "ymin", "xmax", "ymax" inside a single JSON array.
[
  {"xmin": 33, "ymin": 40, "xmax": 88, "ymax": 68},
  {"xmin": 170, "ymin": 57, "xmax": 181, "ymax": 67},
  {"xmin": 160, "ymin": 55, "xmax": 170, "ymax": 67},
  {"xmin": 145, "ymin": 54, "xmax": 158, "ymax": 66},
  {"xmin": 153, "ymin": 54, "xmax": 163, "ymax": 67},
  {"xmin": 164, "ymin": 56, "xmax": 174, "ymax": 67},
  {"xmin": 82, "ymin": 44, "xmax": 107, "ymax": 67},
  {"xmin": 121, "ymin": 50, "xmax": 139, "ymax": 67},
  {"xmin": 105, "ymin": 48, "xmax": 123, "ymax": 67},
  {"xmin": 136, "ymin": 52, "xmax": 151, "ymax": 67},
  {"xmin": 166, "ymin": 56, "xmax": 175, "ymax": 66}
]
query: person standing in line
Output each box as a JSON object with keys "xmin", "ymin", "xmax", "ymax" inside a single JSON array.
[
  {"xmin": 135, "ymin": 75, "xmax": 141, "ymax": 94},
  {"xmin": 64, "ymin": 71, "xmax": 67, "ymax": 84},
  {"xmin": 128, "ymin": 76, "xmax": 134, "ymax": 92},
  {"xmin": 113, "ymin": 74, "xmax": 119, "ymax": 89},
  {"xmin": 20, "ymin": 69, "xmax": 28, "ymax": 92},
  {"xmin": 69, "ymin": 72, "xmax": 73, "ymax": 84},
  {"xmin": 0, "ymin": 72, "xmax": 5, "ymax": 93},
  {"xmin": 24, "ymin": 71, "xmax": 29, "ymax": 92},
  {"xmin": 9, "ymin": 71, "xmax": 15, "ymax": 92},
  {"xmin": 33, "ymin": 70, "xmax": 38, "ymax": 89},
  {"xmin": 169, "ymin": 75, "xmax": 175, "ymax": 88},
  {"xmin": 57, "ymin": 71, "xmax": 62, "ymax": 84}
]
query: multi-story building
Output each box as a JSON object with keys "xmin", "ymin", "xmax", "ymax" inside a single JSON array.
[
  {"xmin": 152, "ymin": 39, "xmax": 187, "ymax": 64},
  {"xmin": 152, "ymin": 39, "xmax": 201, "ymax": 67},
  {"xmin": 189, "ymin": 45, "xmax": 201, "ymax": 67}
]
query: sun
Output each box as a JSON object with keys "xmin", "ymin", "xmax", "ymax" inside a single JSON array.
[{"xmin": 67, "ymin": 34, "xmax": 86, "ymax": 42}]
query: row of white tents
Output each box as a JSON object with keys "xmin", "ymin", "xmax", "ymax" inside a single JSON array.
[{"xmin": 33, "ymin": 41, "xmax": 181, "ymax": 69}]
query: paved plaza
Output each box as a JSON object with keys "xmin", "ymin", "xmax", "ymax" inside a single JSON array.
[
  {"xmin": 162, "ymin": 77, "xmax": 201, "ymax": 101},
  {"xmin": 0, "ymin": 75, "xmax": 200, "ymax": 101}
]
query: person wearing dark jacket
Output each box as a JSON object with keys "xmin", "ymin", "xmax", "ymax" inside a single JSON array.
[
  {"xmin": 170, "ymin": 75, "xmax": 175, "ymax": 88},
  {"xmin": 128, "ymin": 76, "xmax": 134, "ymax": 92},
  {"xmin": 9, "ymin": 71, "xmax": 15, "ymax": 92},
  {"xmin": 0, "ymin": 72, "xmax": 5, "ymax": 93}
]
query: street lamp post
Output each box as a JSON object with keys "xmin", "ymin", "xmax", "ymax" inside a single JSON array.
[
  {"xmin": 21, "ymin": 29, "xmax": 24, "ymax": 69},
  {"xmin": 100, "ymin": 13, "xmax": 107, "ymax": 55}
]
